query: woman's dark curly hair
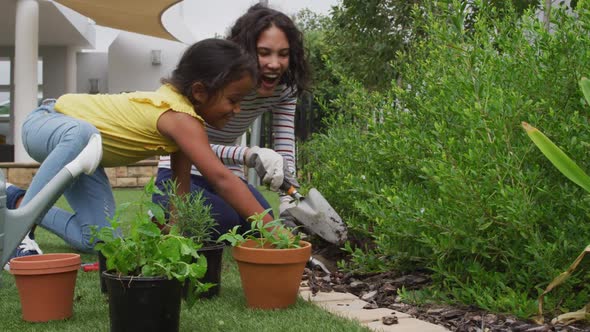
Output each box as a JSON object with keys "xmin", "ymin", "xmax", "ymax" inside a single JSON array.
[
  {"xmin": 228, "ymin": 4, "xmax": 310, "ymax": 97},
  {"xmin": 162, "ymin": 38, "xmax": 257, "ymax": 107}
]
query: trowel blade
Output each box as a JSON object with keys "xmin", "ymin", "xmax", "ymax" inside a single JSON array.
[{"xmin": 286, "ymin": 188, "xmax": 347, "ymax": 245}]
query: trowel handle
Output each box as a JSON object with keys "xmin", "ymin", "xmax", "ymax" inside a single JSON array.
[{"xmin": 281, "ymin": 182, "xmax": 304, "ymax": 201}]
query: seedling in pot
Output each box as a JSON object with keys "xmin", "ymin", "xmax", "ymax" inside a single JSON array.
[
  {"xmin": 218, "ymin": 209, "xmax": 301, "ymax": 249},
  {"xmin": 161, "ymin": 180, "xmax": 225, "ymax": 299},
  {"xmin": 222, "ymin": 210, "xmax": 311, "ymax": 309},
  {"xmin": 163, "ymin": 180, "xmax": 218, "ymax": 244},
  {"xmin": 92, "ymin": 178, "xmax": 211, "ymax": 307}
]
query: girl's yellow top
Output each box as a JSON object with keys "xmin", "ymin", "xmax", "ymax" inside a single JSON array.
[{"xmin": 54, "ymin": 84, "xmax": 204, "ymax": 167}]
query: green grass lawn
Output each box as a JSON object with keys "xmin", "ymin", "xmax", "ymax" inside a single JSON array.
[{"xmin": 0, "ymin": 189, "xmax": 369, "ymax": 332}]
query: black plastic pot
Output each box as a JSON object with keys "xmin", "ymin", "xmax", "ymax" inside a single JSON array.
[
  {"xmin": 183, "ymin": 242, "xmax": 225, "ymax": 300},
  {"xmin": 103, "ymin": 272, "xmax": 182, "ymax": 332},
  {"xmin": 98, "ymin": 251, "xmax": 107, "ymax": 293}
]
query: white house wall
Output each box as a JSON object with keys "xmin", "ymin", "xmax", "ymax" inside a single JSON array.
[
  {"xmin": 41, "ymin": 46, "xmax": 67, "ymax": 100},
  {"xmin": 77, "ymin": 52, "xmax": 108, "ymax": 94},
  {"xmin": 108, "ymin": 32, "xmax": 186, "ymax": 93}
]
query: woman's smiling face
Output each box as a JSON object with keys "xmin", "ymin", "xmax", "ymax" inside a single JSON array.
[{"xmin": 256, "ymin": 25, "xmax": 290, "ymax": 97}]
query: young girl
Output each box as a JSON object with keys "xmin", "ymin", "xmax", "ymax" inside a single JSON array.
[
  {"xmin": 5, "ymin": 38, "xmax": 274, "ymax": 269},
  {"xmin": 154, "ymin": 4, "xmax": 311, "ymax": 237}
]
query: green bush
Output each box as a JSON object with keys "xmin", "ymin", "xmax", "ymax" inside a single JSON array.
[{"xmin": 302, "ymin": 1, "xmax": 590, "ymax": 317}]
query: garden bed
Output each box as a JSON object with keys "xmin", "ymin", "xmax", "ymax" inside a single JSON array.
[{"xmin": 304, "ymin": 244, "xmax": 590, "ymax": 332}]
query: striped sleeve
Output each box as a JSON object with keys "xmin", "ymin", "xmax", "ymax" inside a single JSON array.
[
  {"xmin": 211, "ymin": 144, "xmax": 247, "ymax": 167},
  {"xmin": 158, "ymin": 155, "xmax": 171, "ymax": 169},
  {"xmin": 272, "ymin": 86, "xmax": 297, "ymax": 174},
  {"xmin": 157, "ymin": 149, "xmax": 246, "ymax": 177}
]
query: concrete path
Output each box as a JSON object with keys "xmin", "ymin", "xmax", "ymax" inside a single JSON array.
[{"xmin": 299, "ymin": 287, "xmax": 450, "ymax": 332}]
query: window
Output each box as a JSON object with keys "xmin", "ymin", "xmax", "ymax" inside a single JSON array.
[
  {"xmin": 0, "ymin": 58, "xmax": 43, "ymax": 142},
  {"xmin": 0, "ymin": 58, "xmax": 10, "ymax": 115}
]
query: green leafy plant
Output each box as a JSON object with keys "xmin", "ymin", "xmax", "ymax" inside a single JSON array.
[
  {"xmin": 93, "ymin": 178, "xmax": 209, "ymax": 306},
  {"xmin": 301, "ymin": 1, "xmax": 590, "ymax": 318},
  {"xmin": 218, "ymin": 209, "xmax": 302, "ymax": 249},
  {"xmin": 522, "ymin": 77, "xmax": 590, "ymax": 324},
  {"xmin": 163, "ymin": 180, "xmax": 217, "ymax": 244},
  {"xmin": 336, "ymin": 242, "xmax": 389, "ymax": 273}
]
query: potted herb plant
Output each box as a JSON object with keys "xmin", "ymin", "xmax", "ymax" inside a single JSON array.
[
  {"xmin": 164, "ymin": 180, "xmax": 225, "ymax": 299},
  {"xmin": 219, "ymin": 211, "xmax": 312, "ymax": 309},
  {"xmin": 93, "ymin": 179, "xmax": 208, "ymax": 332}
]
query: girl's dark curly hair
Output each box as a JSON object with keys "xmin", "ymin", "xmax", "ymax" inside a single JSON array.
[
  {"xmin": 228, "ymin": 4, "xmax": 310, "ymax": 97},
  {"xmin": 162, "ymin": 38, "xmax": 257, "ymax": 107}
]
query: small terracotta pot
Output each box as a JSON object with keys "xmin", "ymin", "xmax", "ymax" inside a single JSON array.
[
  {"xmin": 10, "ymin": 253, "xmax": 81, "ymax": 322},
  {"xmin": 232, "ymin": 240, "xmax": 311, "ymax": 309}
]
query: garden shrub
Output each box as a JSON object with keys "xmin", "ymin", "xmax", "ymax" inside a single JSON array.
[{"xmin": 301, "ymin": 1, "xmax": 590, "ymax": 317}]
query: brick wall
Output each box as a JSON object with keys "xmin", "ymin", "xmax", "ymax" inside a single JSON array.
[{"xmin": 0, "ymin": 160, "xmax": 158, "ymax": 189}]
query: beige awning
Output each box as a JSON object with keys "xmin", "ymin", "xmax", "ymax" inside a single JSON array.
[{"xmin": 55, "ymin": 0, "xmax": 181, "ymax": 41}]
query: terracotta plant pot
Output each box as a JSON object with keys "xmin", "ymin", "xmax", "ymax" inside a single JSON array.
[
  {"xmin": 232, "ymin": 240, "xmax": 311, "ymax": 309},
  {"xmin": 10, "ymin": 253, "xmax": 81, "ymax": 322}
]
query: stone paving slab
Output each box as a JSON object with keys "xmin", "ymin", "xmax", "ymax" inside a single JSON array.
[
  {"xmin": 322, "ymin": 306, "xmax": 403, "ymax": 323},
  {"xmin": 299, "ymin": 289, "xmax": 450, "ymax": 332},
  {"xmin": 367, "ymin": 317, "xmax": 450, "ymax": 332},
  {"xmin": 319, "ymin": 299, "xmax": 412, "ymax": 319},
  {"xmin": 320, "ymin": 298, "xmax": 372, "ymax": 312},
  {"xmin": 299, "ymin": 289, "xmax": 359, "ymax": 302}
]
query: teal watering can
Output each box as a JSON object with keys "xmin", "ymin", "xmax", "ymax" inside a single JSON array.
[{"xmin": 0, "ymin": 134, "xmax": 102, "ymax": 269}]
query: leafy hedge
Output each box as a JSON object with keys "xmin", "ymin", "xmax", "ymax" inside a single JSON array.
[{"xmin": 301, "ymin": 2, "xmax": 590, "ymax": 317}]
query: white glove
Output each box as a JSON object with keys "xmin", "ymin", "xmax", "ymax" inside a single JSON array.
[{"xmin": 245, "ymin": 146, "xmax": 284, "ymax": 191}]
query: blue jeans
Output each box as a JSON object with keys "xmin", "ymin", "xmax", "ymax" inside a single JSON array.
[
  {"xmin": 21, "ymin": 101, "xmax": 114, "ymax": 252},
  {"xmin": 153, "ymin": 168, "xmax": 272, "ymax": 240}
]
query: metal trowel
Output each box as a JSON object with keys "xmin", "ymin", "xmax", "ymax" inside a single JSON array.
[
  {"xmin": 280, "ymin": 183, "xmax": 347, "ymax": 245},
  {"xmin": 252, "ymin": 157, "xmax": 347, "ymax": 245}
]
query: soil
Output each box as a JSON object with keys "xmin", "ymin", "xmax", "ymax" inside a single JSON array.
[{"xmin": 302, "ymin": 243, "xmax": 590, "ymax": 332}]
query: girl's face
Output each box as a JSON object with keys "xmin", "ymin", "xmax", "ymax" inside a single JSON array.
[
  {"xmin": 193, "ymin": 74, "xmax": 254, "ymax": 129},
  {"xmin": 256, "ymin": 25, "xmax": 290, "ymax": 97}
]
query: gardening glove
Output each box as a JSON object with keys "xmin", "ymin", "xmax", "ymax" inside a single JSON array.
[
  {"xmin": 245, "ymin": 146, "xmax": 284, "ymax": 191},
  {"xmin": 282, "ymin": 157, "xmax": 300, "ymax": 189}
]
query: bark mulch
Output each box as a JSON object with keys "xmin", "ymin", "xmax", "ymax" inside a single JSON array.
[{"xmin": 303, "ymin": 244, "xmax": 590, "ymax": 332}]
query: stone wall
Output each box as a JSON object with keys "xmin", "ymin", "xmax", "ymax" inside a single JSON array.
[{"xmin": 0, "ymin": 160, "xmax": 158, "ymax": 189}]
